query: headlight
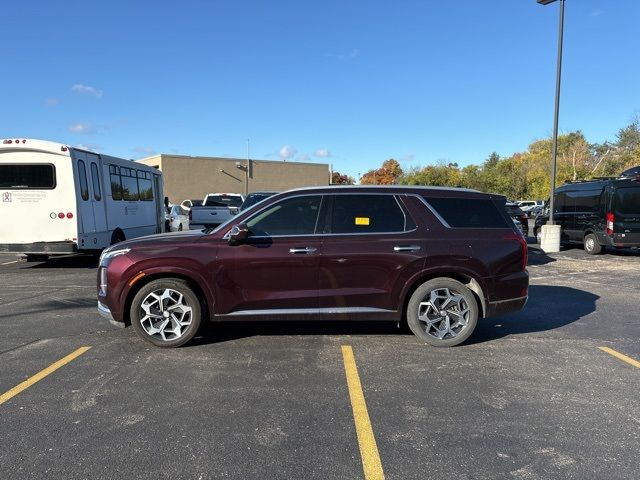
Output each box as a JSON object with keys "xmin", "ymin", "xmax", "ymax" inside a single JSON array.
[{"xmin": 99, "ymin": 247, "xmax": 131, "ymax": 266}]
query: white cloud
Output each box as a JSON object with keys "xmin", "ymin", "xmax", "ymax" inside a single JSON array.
[
  {"xmin": 75, "ymin": 143, "xmax": 102, "ymax": 152},
  {"xmin": 313, "ymin": 148, "xmax": 331, "ymax": 158},
  {"xmin": 297, "ymin": 154, "xmax": 311, "ymax": 162},
  {"xmin": 279, "ymin": 145, "xmax": 298, "ymax": 160},
  {"xmin": 69, "ymin": 123, "xmax": 96, "ymax": 134},
  {"xmin": 400, "ymin": 153, "xmax": 415, "ymax": 162},
  {"xmin": 326, "ymin": 49, "xmax": 360, "ymax": 61},
  {"xmin": 44, "ymin": 98, "xmax": 59, "ymax": 107},
  {"xmin": 71, "ymin": 83, "xmax": 103, "ymax": 97},
  {"xmin": 589, "ymin": 9, "xmax": 603, "ymax": 17}
]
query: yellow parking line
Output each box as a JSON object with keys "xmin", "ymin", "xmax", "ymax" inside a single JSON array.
[
  {"xmin": 0, "ymin": 346, "xmax": 91, "ymax": 405},
  {"xmin": 341, "ymin": 345, "xmax": 385, "ymax": 480},
  {"xmin": 599, "ymin": 346, "xmax": 640, "ymax": 369}
]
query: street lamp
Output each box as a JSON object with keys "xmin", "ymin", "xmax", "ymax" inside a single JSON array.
[
  {"xmin": 538, "ymin": 0, "xmax": 565, "ymax": 252},
  {"xmin": 235, "ymin": 162, "xmax": 249, "ymax": 196}
]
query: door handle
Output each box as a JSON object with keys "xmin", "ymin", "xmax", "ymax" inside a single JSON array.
[
  {"xmin": 289, "ymin": 247, "xmax": 317, "ymax": 254},
  {"xmin": 393, "ymin": 245, "xmax": 421, "ymax": 253}
]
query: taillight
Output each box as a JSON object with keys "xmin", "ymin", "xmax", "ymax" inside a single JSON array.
[
  {"xmin": 66, "ymin": 212, "xmax": 73, "ymax": 219},
  {"xmin": 58, "ymin": 212, "xmax": 65, "ymax": 219},
  {"xmin": 606, "ymin": 212, "xmax": 614, "ymax": 235},
  {"xmin": 504, "ymin": 233, "xmax": 528, "ymax": 271}
]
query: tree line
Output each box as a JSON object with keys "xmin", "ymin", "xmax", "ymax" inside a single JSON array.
[{"xmin": 332, "ymin": 119, "xmax": 640, "ymax": 200}]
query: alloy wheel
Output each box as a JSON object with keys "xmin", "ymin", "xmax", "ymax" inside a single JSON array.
[
  {"xmin": 139, "ymin": 288, "xmax": 193, "ymax": 341},
  {"xmin": 417, "ymin": 288, "xmax": 470, "ymax": 340}
]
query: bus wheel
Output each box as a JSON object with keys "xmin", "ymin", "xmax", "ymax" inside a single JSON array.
[
  {"xmin": 584, "ymin": 233, "xmax": 602, "ymax": 255},
  {"xmin": 110, "ymin": 229, "xmax": 125, "ymax": 245}
]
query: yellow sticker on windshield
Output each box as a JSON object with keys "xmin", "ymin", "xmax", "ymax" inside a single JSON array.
[{"xmin": 355, "ymin": 217, "xmax": 370, "ymax": 226}]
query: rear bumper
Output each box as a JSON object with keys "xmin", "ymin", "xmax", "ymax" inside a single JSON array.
[
  {"xmin": 485, "ymin": 295, "xmax": 528, "ymax": 317},
  {"xmin": 0, "ymin": 241, "xmax": 77, "ymax": 254},
  {"xmin": 602, "ymin": 232, "xmax": 640, "ymax": 248}
]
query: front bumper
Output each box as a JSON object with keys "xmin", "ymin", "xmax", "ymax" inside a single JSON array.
[{"xmin": 98, "ymin": 301, "xmax": 126, "ymax": 328}]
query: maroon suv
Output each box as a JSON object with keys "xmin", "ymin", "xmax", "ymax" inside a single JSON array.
[{"xmin": 98, "ymin": 186, "xmax": 528, "ymax": 347}]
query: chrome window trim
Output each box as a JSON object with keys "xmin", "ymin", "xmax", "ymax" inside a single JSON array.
[
  {"xmin": 413, "ymin": 195, "xmax": 452, "ymax": 228},
  {"xmin": 223, "ymin": 192, "xmax": 418, "ymax": 240}
]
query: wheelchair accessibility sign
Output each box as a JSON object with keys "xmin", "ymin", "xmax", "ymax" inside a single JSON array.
[{"xmin": 2, "ymin": 192, "xmax": 11, "ymax": 202}]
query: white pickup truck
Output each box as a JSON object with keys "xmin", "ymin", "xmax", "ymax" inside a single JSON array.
[{"xmin": 188, "ymin": 193, "xmax": 244, "ymax": 230}]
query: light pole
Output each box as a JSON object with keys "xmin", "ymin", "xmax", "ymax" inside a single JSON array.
[{"xmin": 538, "ymin": 0, "xmax": 565, "ymax": 252}]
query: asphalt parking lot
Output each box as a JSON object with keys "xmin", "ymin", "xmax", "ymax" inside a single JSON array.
[{"xmin": 1, "ymin": 243, "xmax": 639, "ymax": 480}]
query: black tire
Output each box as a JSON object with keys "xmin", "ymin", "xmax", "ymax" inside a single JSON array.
[
  {"xmin": 584, "ymin": 233, "xmax": 602, "ymax": 255},
  {"xmin": 130, "ymin": 279, "xmax": 202, "ymax": 348},
  {"xmin": 110, "ymin": 229, "xmax": 126, "ymax": 245},
  {"xmin": 406, "ymin": 278, "xmax": 479, "ymax": 347}
]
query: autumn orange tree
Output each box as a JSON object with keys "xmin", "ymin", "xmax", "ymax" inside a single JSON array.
[
  {"xmin": 331, "ymin": 171, "xmax": 355, "ymax": 184},
  {"xmin": 360, "ymin": 159, "xmax": 403, "ymax": 185}
]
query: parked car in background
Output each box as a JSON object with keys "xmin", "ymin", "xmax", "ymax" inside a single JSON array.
[
  {"xmin": 517, "ymin": 200, "xmax": 544, "ymax": 213},
  {"xmin": 240, "ymin": 191, "xmax": 278, "ymax": 211},
  {"xmin": 167, "ymin": 205, "xmax": 189, "ymax": 231},
  {"xmin": 505, "ymin": 202, "xmax": 529, "ymax": 236},
  {"xmin": 189, "ymin": 193, "xmax": 244, "ymax": 230},
  {"xmin": 533, "ymin": 173, "xmax": 640, "ymax": 254},
  {"xmin": 98, "ymin": 185, "xmax": 528, "ymax": 348},
  {"xmin": 180, "ymin": 199, "xmax": 202, "ymax": 211}
]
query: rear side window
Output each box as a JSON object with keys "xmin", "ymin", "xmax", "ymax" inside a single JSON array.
[
  {"xmin": 614, "ymin": 187, "xmax": 640, "ymax": 215},
  {"xmin": 0, "ymin": 164, "xmax": 56, "ymax": 189},
  {"xmin": 424, "ymin": 197, "xmax": 510, "ymax": 228},
  {"xmin": 78, "ymin": 160, "xmax": 89, "ymax": 201},
  {"xmin": 328, "ymin": 194, "xmax": 406, "ymax": 234}
]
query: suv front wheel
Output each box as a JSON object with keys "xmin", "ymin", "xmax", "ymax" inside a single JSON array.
[
  {"xmin": 407, "ymin": 278, "xmax": 479, "ymax": 347},
  {"xmin": 130, "ymin": 278, "xmax": 202, "ymax": 347}
]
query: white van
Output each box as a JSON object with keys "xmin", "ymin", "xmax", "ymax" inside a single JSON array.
[{"xmin": 0, "ymin": 138, "xmax": 165, "ymax": 259}]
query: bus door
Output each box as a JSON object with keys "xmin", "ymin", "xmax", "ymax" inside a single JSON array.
[
  {"xmin": 153, "ymin": 174, "xmax": 164, "ymax": 233},
  {"xmin": 87, "ymin": 153, "xmax": 107, "ymax": 233},
  {"xmin": 74, "ymin": 151, "xmax": 96, "ymax": 235}
]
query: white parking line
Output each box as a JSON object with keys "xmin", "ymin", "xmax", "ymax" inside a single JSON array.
[{"xmin": 1, "ymin": 260, "xmax": 19, "ymax": 265}]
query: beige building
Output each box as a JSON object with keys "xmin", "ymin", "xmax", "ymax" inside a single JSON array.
[{"xmin": 137, "ymin": 154, "xmax": 331, "ymax": 203}]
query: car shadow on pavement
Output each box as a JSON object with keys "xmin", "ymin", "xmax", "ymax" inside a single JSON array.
[
  {"xmin": 190, "ymin": 284, "xmax": 598, "ymax": 347},
  {"xmin": 23, "ymin": 254, "xmax": 98, "ymax": 269},
  {"xmin": 469, "ymin": 284, "xmax": 599, "ymax": 345},
  {"xmin": 193, "ymin": 320, "xmax": 408, "ymax": 346}
]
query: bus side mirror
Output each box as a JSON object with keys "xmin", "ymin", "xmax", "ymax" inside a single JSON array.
[{"xmin": 228, "ymin": 223, "xmax": 249, "ymax": 246}]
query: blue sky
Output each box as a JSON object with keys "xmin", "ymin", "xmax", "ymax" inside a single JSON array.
[{"xmin": 1, "ymin": 0, "xmax": 638, "ymax": 180}]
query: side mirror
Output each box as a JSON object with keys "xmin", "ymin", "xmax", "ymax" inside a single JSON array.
[{"xmin": 228, "ymin": 223, "xmax": 249, "ymax": 246}]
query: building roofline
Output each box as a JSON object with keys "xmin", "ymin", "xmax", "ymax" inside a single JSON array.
[{"xmin": 137, "ymin": 153, "xmax": 329, "ymax": 168}]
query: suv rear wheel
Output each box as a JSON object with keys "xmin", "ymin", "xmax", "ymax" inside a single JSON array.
[
  {"xmin": 130, "ymin": 279, "xmax": 202, "ymax": 347},
  {"xmin": 584, "ymin": 233, "xmax": 602, "ymax": 255},
  {"xmin": 407, "ymin": 278, "xmax": 478, "ymax": 347}
]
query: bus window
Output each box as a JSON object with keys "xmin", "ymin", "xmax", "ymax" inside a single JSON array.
[
  {"xmin": 109, "ymin": 165, "xmax": 123, "ymax": 200},
  {"xmin": 91, "ymin": 163, "xmax": 101, "ymax": 201},
  {"xmin": 121, "ymin": 168, "xmax": 139, "ymax": 201},
  {"xmin": 0, "ymin": 164, "xmax": 56, "ymax": 189},
  {"xmin": 78, "ymin": 160, "xmax": 89, "ymax": 201},
  {"xmin": 138, "ymin": 170, "xmax": 153, "ymax": 201}
]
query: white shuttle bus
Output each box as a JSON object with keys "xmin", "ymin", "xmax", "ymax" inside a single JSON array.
[{"xmin": 0, "ymin": 138, "xmax": 165, "ymax": 259}]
